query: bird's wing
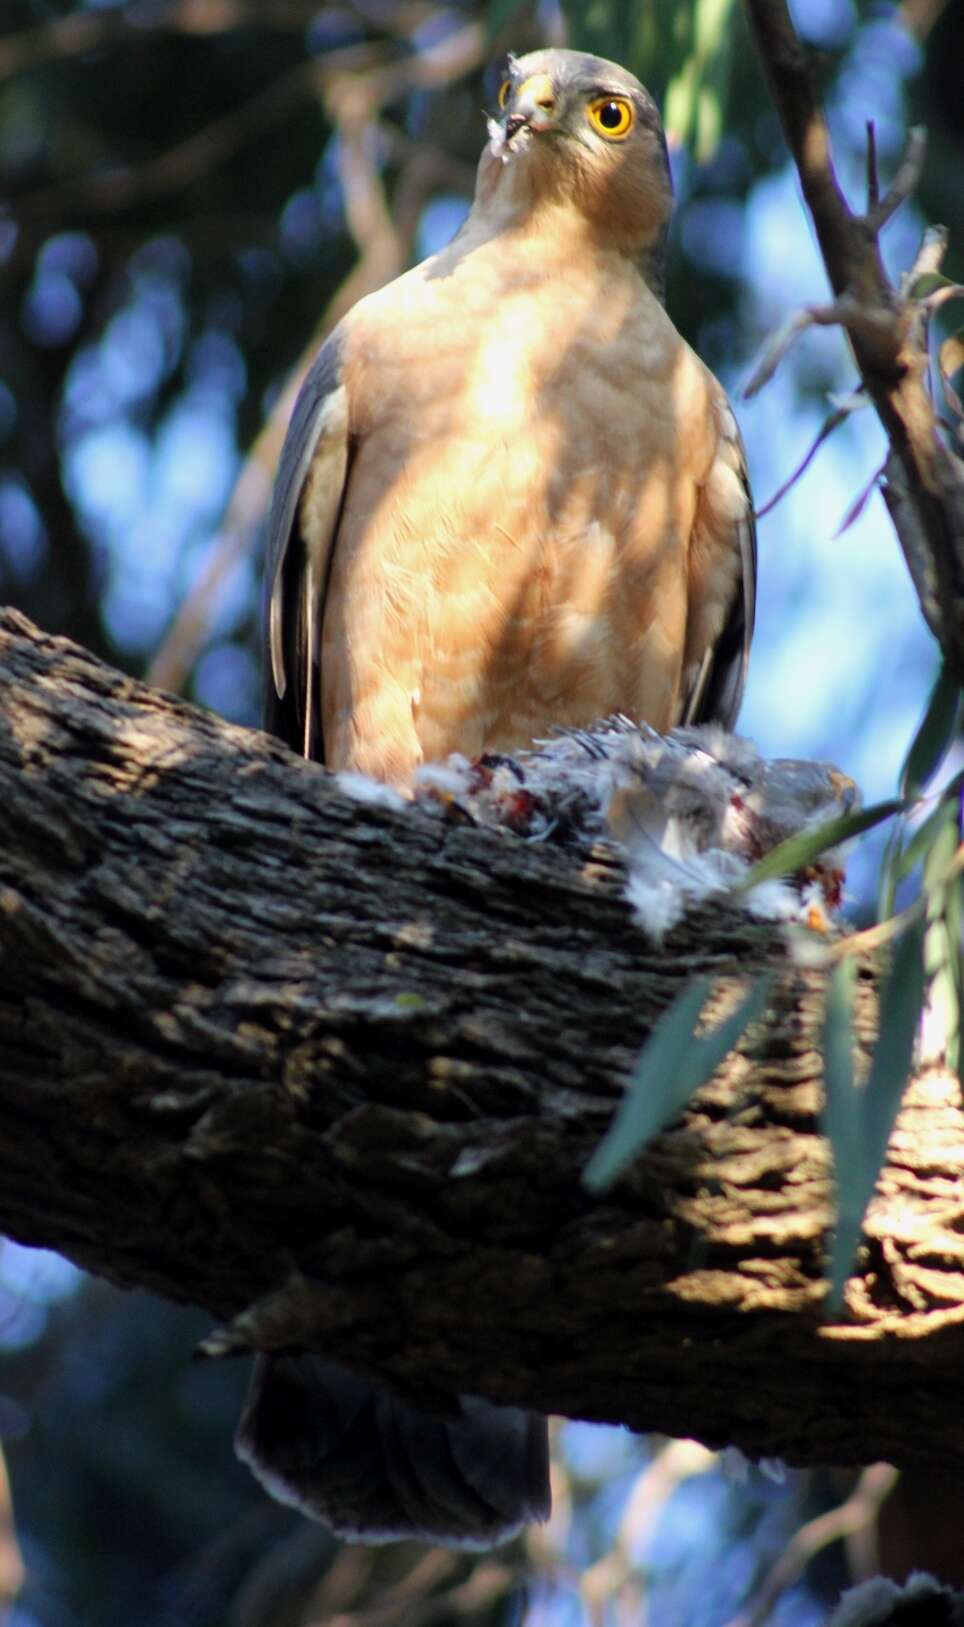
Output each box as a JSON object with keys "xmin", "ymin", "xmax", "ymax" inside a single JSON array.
[
  {"xmin": 263, "ymin": 333, "xmax": 349, "ymax": 760},
  {"xmin": 679, "ymin": 392, "xmax": 757, "ymax": 731}
]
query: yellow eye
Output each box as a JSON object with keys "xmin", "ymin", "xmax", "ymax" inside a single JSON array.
[
  {"xmin": 497, "ymin": 79, "xmax": 512, "ymax": 110},
  {"xmin": 587, "ymin": 95, "xmax": 634, "ymax": 139}
]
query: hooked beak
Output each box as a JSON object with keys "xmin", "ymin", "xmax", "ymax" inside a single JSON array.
[{"xmin": 503, "ymin": 73, "xmax": 558, "ymax": 144}]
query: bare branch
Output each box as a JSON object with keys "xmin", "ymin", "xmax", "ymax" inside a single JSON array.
[
  {"xmin": 751, "ymin": 398, "xmax": 865, "ymax": 519},
  {"xmin": 866, "ymin": 120, "xmax": 879, "ymax": 216},
  {"xmin": 7, "ymin": 57, "xmax": 325, "ymax": 221},
  {"xmin": 6, "ymin": 12, "xmax": 483, "ymax": 223},
  {"xmin": 0, "ymin": 0, "xmax": 433, "ymax": 83},
  {"xmin": 743, "ymin": 0, "xmax": 964, "ymax": 683},
  {"xmin": 867, "ymin": 125, "xmax": 928, "ymax": 235},
  {"xmin": 727, "ymin": 1465, "xmax": 899, "ymax": 1627},
  {"xmin": 744, "ymin": 297, "xmax": 895, "ymax": 400}
]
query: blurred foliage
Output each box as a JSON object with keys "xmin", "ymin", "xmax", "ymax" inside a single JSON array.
[
  {"xmin": 560, "ymin": 0, "xmax": 740, "ymax": 157},
  {"xmin": 0, "ymin": 1265, "xmax": 855, "ymax": 1627},
  {"xmin": 1, "ymin": 0, "xmax": 963, "ymax": 1624}
]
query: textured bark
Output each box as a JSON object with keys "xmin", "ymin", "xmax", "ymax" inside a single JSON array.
[{"xmin": 1, "ymin": 607, "xmax": 963, "ymax": 1471}]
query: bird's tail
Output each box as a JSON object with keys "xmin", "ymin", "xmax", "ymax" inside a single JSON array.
[{"xmin": 235, "ymin": 1354, "xmax": 551, "ymax": 1548}]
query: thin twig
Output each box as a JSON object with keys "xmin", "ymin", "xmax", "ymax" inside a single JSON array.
[
  {"xmin": 866, "ymin": 124, "xmax": 928, "ymax": 234},
  {"xmin": 0, "ymin": 0, "xmax": 433, "ymax": 82},
  {"xmin": 744, "ymin": 301, "xmax": 856, "ymax": 398},
  {"xmin": 726, "ymin": 1464, "xmax": 899, "ymax": 1627},
  {"xmin": 743, "ymin": 294, "xmax": 894, "ymax": 400},
  {"xmin": 6, "ymin": 11, "xmax": 482, "ymax": 222},
  {"xmin": 579, "ymin": 1441, "xmax": 715, "ymax": 1621},
  {"xmin": 8, "ymin": 56, "xmax": 327, "ymax": 219},
  {"xmin": 752, "ymin": 402, "xmax": 857, "ymax": 519},
  {"xmin": 866, "ymin": 120, "xmax": 879, "ymax": 215},
  {"xmin": 743, "ymin": 0, "xmax": 964, "ymax": 683}
]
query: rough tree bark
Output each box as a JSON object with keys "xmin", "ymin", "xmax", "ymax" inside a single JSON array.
[{"xmin": 1, "ymin": 608, "xmax": 962, "ymax": 1471}]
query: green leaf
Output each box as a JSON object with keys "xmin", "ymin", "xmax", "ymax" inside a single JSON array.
[
  {"xmin": 863, "ymin": 921, "xmax": 925, "ymax": 1182},
  {"xmin": 822, "ymin": 960, "xmax": 857, "ymax": 1158},
  {"xmin": 878, "ymin": 681, "xmax": 962, "ymax": 922},
  {"xmin": 948, "ymin": 875, "xmax": 963, "ymax": 1074},
  {"xmin": 821, "ymin": 957, "xmax": 859, "ymax": 1309},
  {"xmin": 560, "ymin": 0, "xmax": 635, "ymax": 61},
  {"xmin": 822, "ymin": 926, "xmax": 926, "ymax": 1309},
  {"xmin": 584, "ymin": 978, "xmax": 709, "ymax": 1192},
  {"xmin": 876, "ymin": 819, "xmax": 903, "ymax": 923},
  {"xmin": 894, "ymin": 787, "xmax": 962, "ymax": 883},
  {"xmin": 923, "ymin": 794, "xmax": 961, "ymax": 892},
  {"xmin": 922, "ymin": 802, "xmax": 962, "ymax": 1068},
  {"xmin": 583, "ymin": 976, "xmax": 769, "ymax": 1192},
  {"xmin": 735, "ymin": 799, "xmax": 906, "ymax": 894},
  {"xmin": 945, "ymin": 866, "xmax": 962, "ymax": 959},
  {"xmin": 900, "ymin": 660, "xmax": 962, "ymax": 799},
  {"xmin": 663, "ymin": 0, "xmax": 736, "ymax": 159},
  {"xmin": 485, "ymin": 0, "xmax": 528, "ymax": 39},
  {"xmin": 907, "ymin": 271, "xmax": 960, "ymax": 300}
]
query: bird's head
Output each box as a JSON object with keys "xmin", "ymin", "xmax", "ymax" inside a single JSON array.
[{"xmin": 478, "ymin": 48, "xmax": 673, "ymax": 292}]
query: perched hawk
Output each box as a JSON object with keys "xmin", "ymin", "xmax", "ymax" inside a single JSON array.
[{"xmin": 240, "ymin": 46, "xmax": 756, "ymax": 1547}]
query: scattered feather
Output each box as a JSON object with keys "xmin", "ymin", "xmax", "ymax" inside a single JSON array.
[
  {"xmin": 408, "ymin": 720, "xmax": 858, "ymax": 942},
  {"xmin": 335, "ymin": 771, "xmax": 408, "ymax": 812}
]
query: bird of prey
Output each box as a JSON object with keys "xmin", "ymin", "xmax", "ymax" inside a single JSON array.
[{"xmin": 240, "ymin": 45, "xmax": 756, "ymax": 1548}]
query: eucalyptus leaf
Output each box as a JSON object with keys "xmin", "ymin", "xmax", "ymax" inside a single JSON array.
[
  {"xmin": 894, "ymin": 790, "xmax": 960, "ymax": 883},
  {"xmin": 662, "ymin": 0, "xmax": 735, "ymax": 158},
  {"xmin": 736, "ymin": 799, "xmax": 905, "ymax": 894},
  {"xmin": 583, "ymin": 976, "xmax": 769, "ymax": 1192},
  {"xmin": 584, "ymin": 977, "xmax": 710, "ymax": 1193},
  {"xmin": 822, "ymin": 926, "xmax": 926, "ymax": 1309},
  {"xmin": 921, "ymin": 805, "xmax": 962, "ymax": 1067},
  {"xmin": 876, "ymin": 819, "xmax": 903, "ymax": 923},
  {"xmin": 923, "ymin": 796, "xmax": 961, "ymax": 892},
  {"xmin": 945, "ymin": 871, "xmax": 962, "ymax": 1011},
  {"xmin": 900, "ymin": 661, "xmax": 962, "ymax": 799},
  {"xmin": 907, "ymin": 271, "xmax": 960, "ymax": 300},
  {"xmin": 949, "ymin": 876, "xmax": 964, "ymax": 1076},
  {"xmin": 821, "ymin": 958, "xmax": 857, "ymax": 1152},
  {"xmin": 821, "ymin": 957, "xmax": 860, "ymax": 1309},
  {"xmin": 863, "ymin": 921, "xmax": 925, "ymax": 1181}
]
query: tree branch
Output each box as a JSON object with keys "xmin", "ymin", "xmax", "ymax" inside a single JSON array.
[
  {"xmin": 743, "ymin": 0, "xmax": 964, "ymax": 681},
  {"xmin": 1, "ymin": 608, "xmax": 964, "ymax": 1469}
]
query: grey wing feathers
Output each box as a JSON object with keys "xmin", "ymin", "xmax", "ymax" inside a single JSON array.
[
  {"xmin": 680, "ymin": 422, "xmax": 757, "ymax": 731},
  {"xmin": 263, "ymin": 333, "xmax": 349, "ymax": 760},
  {"xmin": 235, "ymin": 1354, "xmax": 551, "ymax": 1548}
]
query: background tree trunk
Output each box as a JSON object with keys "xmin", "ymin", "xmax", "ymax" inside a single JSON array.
[{"xmin": 1, "ymin": 607, "xmax": 961, "ymax": 1471}]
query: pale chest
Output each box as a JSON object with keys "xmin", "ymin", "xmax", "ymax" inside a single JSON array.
[{"xmin": 320, "ymin": 256, "xmax": 715, "ymax": 779}]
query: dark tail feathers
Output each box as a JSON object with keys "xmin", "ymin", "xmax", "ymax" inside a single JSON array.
[{"xmin": 235, "ymin": 1354, "xmax": 551, "ymax": 1548}]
